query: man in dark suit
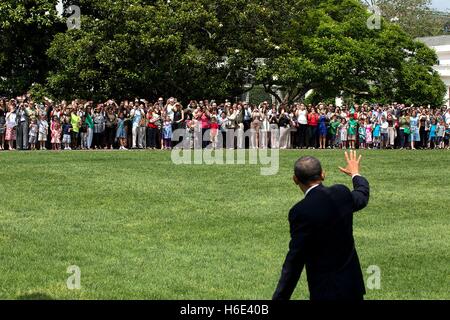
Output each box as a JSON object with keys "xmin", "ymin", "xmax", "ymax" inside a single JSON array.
[{"xmin": 273, "ymin": 151, "xmax": 370, "ymax": 301}]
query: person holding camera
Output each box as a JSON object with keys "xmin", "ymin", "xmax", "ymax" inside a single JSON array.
[{"xmin": 16, "ymin": 100, "xmax": 30, "ymax": 150}]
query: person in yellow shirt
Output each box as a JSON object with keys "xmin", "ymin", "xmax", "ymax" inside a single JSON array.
[{"xmin": 70, "ymin": 108, "xmax": 81, "ymax": 149}]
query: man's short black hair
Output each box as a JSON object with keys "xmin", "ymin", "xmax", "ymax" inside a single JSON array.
[{"xmin": 294, "ymin": 156, "xmax": 323, "ymax": 185}]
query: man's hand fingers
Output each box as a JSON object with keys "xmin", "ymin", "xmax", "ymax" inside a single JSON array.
[
  {"xmin": 339, "ymin": 167, "xmax": 350, "ymax": 175},
  {"xmin": 344, "ymin": 151, "xmax": 350, "ymax": 163},
  {"xmin": 357, "ymin": 155, "xmax": 362, "ymax": 163}
]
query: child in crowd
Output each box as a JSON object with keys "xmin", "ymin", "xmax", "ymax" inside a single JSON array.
[
  {"xmin": 318, "ymin": 109, "xmax": 328, "ymax": 149},
  {"xmin": 380, "ymin": 116, "xmax": 389, "ymax": 149},
  {"xmin": 428, "ymin": 119, "xmax": 437, "ymax": 149},
  {"xmin": 28, "ymin": 120, "xmax": 38, "ymax": 150},
  {"xmin": 445, "ymin": 125, "xmax": 450, "ymax": 149},
  {"xmin": 116, "ymin": 113, "xmax": 127, "ymax": 150},
  {"xmin": 38, "ymin": 115, "xmax": 49, "ymax": 150},
  {"xmin": 339, "ymin": 118, "xmax": 348, "ymax": 149},
  {"xmin": 184, "ymin": 117, "xmax": 193, "ymax": 149},
  {"xmin": 62, "ymin": 118, "xmax": 72, "ymax": 150},
  {"xmin": 329, "ymin": 115, "xmax": 340, "ymax": 149},
  {"xmin": 347, "ymin": 117, "xmax": 358, "ymax": 149},
  {"xmin": 358, "ymin": 120, "xmax": 366, "ymax": 149},
  {"xmin": 5, "ymin": 105, "xmax": 17, "ymax": 151},
  {"xmin": 163, "ymin": 116, "xmax": 173, "ymax": 150},
  {"xmin": 436, "ymin": 119, "xmax": 446, "ymax": 149},
  {"xmin": 372, "ymin": 120, "xmax": 381, "ymax": 149},
  {"xmin": 193, "ymin": 116, "xmax": 202, "ymax": 149},
  {"xmin": 0, "ymin": 108, "xmax": 5, "ymax": 150},
  {"xmin": 210, "ymin": 116, "xmax": 219, "ymax": 149},
  {"xmin": 365, "ymin": 118, "xmax": 373, "ymax": 149},
  {"xmin": 80, "ymin": 115, "xmax": 88, "ymax": 150},
  {"xmin": 334, "ymin": 127, "xmax": 341, "ymax": 149},
  {"xmin": 51, "ymin": 116, "xmax": 62, "ymax": 150}
]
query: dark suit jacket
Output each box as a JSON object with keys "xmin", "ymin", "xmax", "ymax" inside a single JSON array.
[{"xmin": 273, "ymin": 176, "xmax": 370, "ymax": 301}]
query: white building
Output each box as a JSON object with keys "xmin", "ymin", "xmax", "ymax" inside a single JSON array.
[{"xmin": 418, "ymin": 35, "xmax": 450, "ymax": 107}]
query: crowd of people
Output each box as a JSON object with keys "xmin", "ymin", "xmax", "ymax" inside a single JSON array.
[{"xmin": 1, "ymin": 95, "xmax": 450, "ymax": 151}]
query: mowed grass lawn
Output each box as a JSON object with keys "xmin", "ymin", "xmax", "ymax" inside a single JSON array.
[{"xmin": 0, "ymin": 149, "xmax": 449, "ymax": 300}]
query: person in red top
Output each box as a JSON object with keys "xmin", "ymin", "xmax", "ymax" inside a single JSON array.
[
  {"xmin": 200, "ymin": 111, "xmax": 210, "ymax": 129},
  {"xmin": 210, "ymin": 116, "xmax": 220, "ymax": 149},
  {"xmin": 307, "ymin": 107, "xmax": 319, "ymax": 149},
  {"xmin": 199, "ymin": 108, "xmax": 211, "ymax": 148},
  {"xmin": 353, "ymin": 104, "xmax": 360, "ymax": 120},
  {"xmin": 146, "ymin": 108, "xmax": 159, "ymax": 149}
]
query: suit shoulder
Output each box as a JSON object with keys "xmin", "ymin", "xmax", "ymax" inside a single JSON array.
[
  {"xmin": 289, "ymin": 200, "xmax": 304, "ymax": 215},
  {"xmin": 330, "ymin": 184, "xmax": 351, "ymax": 194},
  {"xmin": 329, "ymin": 184, "xmax": 353, "ymax": 203},
  {"xmin": 289, "ymin": 200, "xmax": 306, "ymax": 221}
]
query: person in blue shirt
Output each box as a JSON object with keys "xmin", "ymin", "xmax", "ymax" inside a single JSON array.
[
  {"xmin": 428, "ymin": 119, "xmax": 437, "ymax": 149},
  {"xmin": 409, "ymin": 111, "xmax": 420, "ymax": 150},
  {"xmin": 318, "ymin": 110, "xmax": 328, "ymax": 149},
  {"xmin": 130, "ymin": 105, "xmax": 144, "ymax": 149},
  {"xmin": 163, "ymin": 116, "xmax": 173, "ymax": 150},
  {"xmin": 445, "ymin": 126, "xmax": 450, "ymax": 150},
  {"xmin": 116, "ymin": 113, "xmax": 128, "ymax": 150},
  {"xmin": 62, "ymin": 118, "xmax": 72, "ymax": 150},
  {"xmin": 372, "ymin": 121, "xmax": 381, "ymax": 150}
]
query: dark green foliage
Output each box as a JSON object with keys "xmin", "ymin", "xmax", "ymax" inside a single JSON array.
[{"xmin": 0, "ymin": 0, "xmax": 446, "ymax": 106}]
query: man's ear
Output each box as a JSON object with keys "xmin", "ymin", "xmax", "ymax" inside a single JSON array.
[
  {"xmin": 293, "ymin": 175, "xmax": 300, "ymax": 186},
  {"xmin": 321, "ymin": 171, "xmax": 326, "ymax": 181}
]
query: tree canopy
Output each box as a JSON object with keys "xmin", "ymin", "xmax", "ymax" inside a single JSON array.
[
  {"xmin": 0, "ymin": 0, "xmax": 447, "ymax": 106},
  {"xmin": 363, "ymin": 0, "xmax": 450, "ymax": 38},
  {"xmin": 0, "ymin": 0, "xmax": 63, "ymax": 96}
]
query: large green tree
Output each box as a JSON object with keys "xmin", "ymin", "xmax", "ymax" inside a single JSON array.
[
  {"xmin": 249, "ymin": 0, "xmax": 446, "ymax": 105},
  {"xmin": 46, "ymin": 0, "xmax": 256, "ymax": 101},
  {"xmin": 1, "ymin": 0, "xmax": 446, "ymax": 106},
  {"xmin": 363, "ymin": 0, "xmax": 449, "ymax": 38},
  {"xmin": 0, "ymin": 0, "xmax": 64, "ymax": 96},
  {"xmin": 365, "ymin": 23, "xmax": 446, "ymax": 105}
]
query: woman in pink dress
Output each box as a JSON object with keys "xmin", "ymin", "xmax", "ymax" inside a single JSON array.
[
  {"xmin": 5, "ymin": 103, "xmax": 17, "ymax": 151},
  {"xmin": 365, "ymin": 118, "xmax": 373, "ymax": 149},
  {"xmin": 51, "ymin": 116, "xmax": 62, "ymax": 150}
]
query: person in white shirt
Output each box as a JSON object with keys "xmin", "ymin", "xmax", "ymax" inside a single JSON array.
[
  {"xmin": 38, "ymin": 115, "xmax": 49, "ymax": 150},
  {"xmin": 296, "ymin": 104, "xmax": 308, "ymax": 149},
  {"xmin": 5, "ymin": 103, "xmax": 17, "ymax": 150},
  {"xmin": 165, "ymin": 98, "xmax": 175, "ymax": 122},
  {"xmin": 380, "ymin": 116, "xmax": 389, "ymax": 149},
  {"xmin": 130, "ymin": 104, "xmax": 145, "ymax": 149},
  {"xmin": 260, "ymin": 109, "xmax": 270, "ymax": 149},
  {"xmin": 445, "ymin": 108, "xmax": 450, "ymax": 126}
]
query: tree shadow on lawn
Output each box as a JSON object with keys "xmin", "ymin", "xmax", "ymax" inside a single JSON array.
[{"xmin": 16, "ymin": 292, "xmax": 54, "ymax": 300}]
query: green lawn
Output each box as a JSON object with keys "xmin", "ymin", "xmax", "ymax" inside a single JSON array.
[{"xmin": 0, "ymin": 150, "xmax": 449, "ymax": 300}]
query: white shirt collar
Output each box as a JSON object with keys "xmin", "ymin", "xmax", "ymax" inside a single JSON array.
[{"xmin": 304, "ymin": 184, "xmax": 321, "ymax": 197}]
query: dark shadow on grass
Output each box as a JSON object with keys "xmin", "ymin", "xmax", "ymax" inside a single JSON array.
[{"xmin": 16, "ymin": 292, "xmax": 54, "ymax": 300}]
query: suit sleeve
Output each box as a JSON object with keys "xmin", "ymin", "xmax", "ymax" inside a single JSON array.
[
  {"xmin": 272, "ymin": 212, "xmax": 310, "ymax": 300},
  {"xmin": 352, "ymin": 175, "xmax": 370, "ymax": 212}
]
